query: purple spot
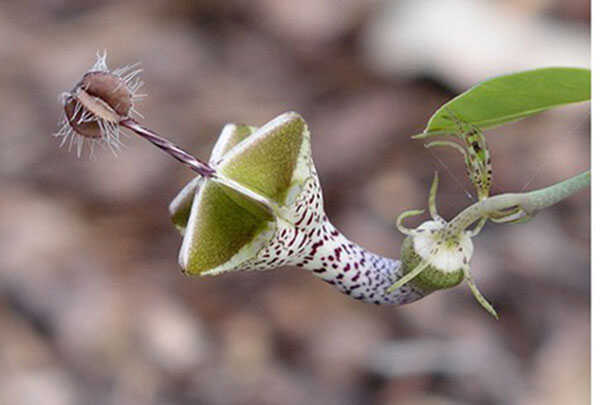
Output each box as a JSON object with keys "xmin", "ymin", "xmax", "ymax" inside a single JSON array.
[{"xmin": 295, "ymin": 209, "xmax": 308, "ymax": 226}]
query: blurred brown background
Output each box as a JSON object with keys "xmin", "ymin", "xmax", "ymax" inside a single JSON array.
[{"xmin": 0, "ymin": 1, "xmax": 590, "ymax": 404}]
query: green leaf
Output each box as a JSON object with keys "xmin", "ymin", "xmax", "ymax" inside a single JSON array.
[{"xmin": 420, "ymin": 67, "xmax": 590, "ymax": 136}]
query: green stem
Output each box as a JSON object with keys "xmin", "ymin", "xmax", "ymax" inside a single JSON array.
[{"xmin": 448, "ymin": 170, "xmax": 590, "ymax": 233}]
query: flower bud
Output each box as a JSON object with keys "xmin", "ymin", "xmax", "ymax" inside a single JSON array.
[{"xmin": 399, "ymin": 219, "xmax": 473, "ymax": 292}]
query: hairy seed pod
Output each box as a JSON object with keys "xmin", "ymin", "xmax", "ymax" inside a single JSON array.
[
  {"xmin": 56, "ymin": 51, "xmax": 144, "ymax": 155},
  {"xmin": 80, "ymin": 71, "xmax": 133, "ymax": 117},
  {"xmin": 63, "ymin": 72, "xmax": 132, "ymax": 139}
]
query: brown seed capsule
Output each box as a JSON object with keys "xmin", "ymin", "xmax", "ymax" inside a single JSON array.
[
  {"xmin": 56, "ymin": 51, "xmax": 144, "ymax": 156},
  {"xmin": 81, "ymin": 71, "xmax": 133, "ymax": 116}
]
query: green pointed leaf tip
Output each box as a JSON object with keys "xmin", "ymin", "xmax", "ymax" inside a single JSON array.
[{"xmin": 423, "ymin": 67, "xmax": 590, "ymax": 135}]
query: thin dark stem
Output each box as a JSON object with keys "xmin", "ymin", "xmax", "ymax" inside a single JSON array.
[{"xmin": 120, "ymin": 118, "xmax": 216, "ymax": 178}]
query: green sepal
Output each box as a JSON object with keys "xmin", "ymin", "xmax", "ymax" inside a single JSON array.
[
  {"xmin": 218, "ymin": 112, "xmax": 306, "ymax": 204},
  {"xmin": 178, "ymin": 179, "xmax": 275, "ymax": 275},
  {"xmin": 169, "ymin": 176, "xmax": 202, "ymax": 234},
  {"xmin": 399, "ymin": 237, "xmax": 465, "ymax": 293},
  {"xmin": 210, "ymin": 123, "xmax": 257, "ymax": 164}
]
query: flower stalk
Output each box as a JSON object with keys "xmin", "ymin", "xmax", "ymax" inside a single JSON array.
[
  {"xmin": 119, "ymin": 118, "xmax": 216, "ymax": 178},
  {"xmin": 448, "ymin": 170, "xmax": 590, "ymax": 233}
]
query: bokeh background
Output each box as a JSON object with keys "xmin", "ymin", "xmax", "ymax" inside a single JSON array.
[{"xmin": 0, "ymin": 1, "xmax": 590, "ymax": 404}]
